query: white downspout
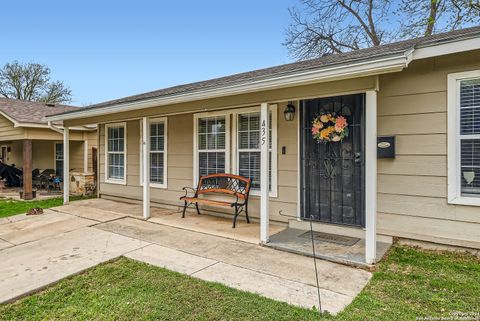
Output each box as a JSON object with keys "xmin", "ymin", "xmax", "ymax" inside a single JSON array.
[{"xmin": 47, "ymin": 121, "xmax": 64, "ymax": 134}]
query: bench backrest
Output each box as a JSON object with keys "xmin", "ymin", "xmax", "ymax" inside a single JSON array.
[{"xmin": 197, "ymin": 173, "xmax": 251, "ymax": 200}]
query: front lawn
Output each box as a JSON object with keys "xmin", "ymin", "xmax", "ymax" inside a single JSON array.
[
  {"xmin": 0, "ymin": 195, "xmax": 90, "ymax": 218},
  {"xmin": 0, "ymin": 245, "xmax": 478, "ymax": 320}
]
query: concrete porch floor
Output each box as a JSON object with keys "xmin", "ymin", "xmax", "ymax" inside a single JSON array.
[
  {"xmin": 267, "ymin": 228, "xmax": 391, "ymax": 269},
  {"xmin": 55, "ymin": 198, "xmax": 286, "ymax": 244},
  {"xmin": 62, "ymin": 199, "xmax": 389, "ymax": 267},
  {"xmin": 0, "ymin": 198, "xmax": 374, "ymax": 314}
]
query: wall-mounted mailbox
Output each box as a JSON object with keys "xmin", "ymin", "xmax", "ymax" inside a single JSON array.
[{"xmin": 377, "ymin": 136, "xmax": 395, "ymax": 158}]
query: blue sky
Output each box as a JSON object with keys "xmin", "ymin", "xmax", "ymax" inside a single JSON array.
[{"xmin": 0, "ymin": 0, "xmax": 297, "ymax": 106}]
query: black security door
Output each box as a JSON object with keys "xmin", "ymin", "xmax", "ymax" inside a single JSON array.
[{"xmin": 300, "ymin": 94, "xmax": 365, "ymax": 227}]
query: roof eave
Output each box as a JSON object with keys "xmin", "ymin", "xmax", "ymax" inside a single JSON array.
[
  {"xmin": 412, "ymin": 35, "xmax": 480, "ymax": 60},
  {"xmin": 46, "ymin": 52, "xmax": 411, "ymax": 122}
]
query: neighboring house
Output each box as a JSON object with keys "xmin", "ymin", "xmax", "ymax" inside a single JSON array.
[
  {"xmin": 47, "ymin": 26, "xmax": 480, "ymax": 264},
  {"xmin": 0, "ymin": 98, "xmax": 97, "ymax": 199}
]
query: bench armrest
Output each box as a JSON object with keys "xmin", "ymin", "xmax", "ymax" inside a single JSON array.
[{"xmin": 181, "ymin": 187, "xmax": 197, "ymax": 199}]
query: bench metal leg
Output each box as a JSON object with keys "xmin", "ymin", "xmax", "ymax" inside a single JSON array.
[
  {"xmin": 182, "ymin": 201, "xmax": 188, "ymax": 218},
  {"xmin": 245, "ymin": 203, "xmax": 250, "ymax": 224},
  {"xmin": 195, "ymin": 203, "xmax": 201, "ymax": 215},
  {"xmin": 232, "ymin": 205, "xmax": 238, "ymax": 228}
]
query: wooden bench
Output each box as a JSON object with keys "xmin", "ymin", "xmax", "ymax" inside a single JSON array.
[{"xmin": 180, "ymin": 173, "xmax": 251, "ymax": 228}]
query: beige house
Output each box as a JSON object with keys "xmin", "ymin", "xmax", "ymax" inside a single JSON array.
[
  {"xmin": 47, "ymin": 26, "xmax": 480, "ymax": 264},
  {"xmin": 0, "ymin": 98, "xmax": 97, "ymax": 198}
]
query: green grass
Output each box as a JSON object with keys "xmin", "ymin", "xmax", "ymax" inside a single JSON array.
[
  {"xmin": 0, "ymin": 245, "xmax": 478, "ymax": 320},
  {"xmin": 0, "ymin": 195, "xmax": 90, "ymax": 218},
  {"xmin": 338, "ymin": 246, "xmax": 480, "ymax": 320}
]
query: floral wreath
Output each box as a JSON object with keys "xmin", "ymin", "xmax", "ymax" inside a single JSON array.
[{"xmin": 311, "ymin": 112, "xmax": 349, "ymax": 143}]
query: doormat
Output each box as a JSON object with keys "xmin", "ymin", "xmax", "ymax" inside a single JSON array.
[{"xmin": 299, "ymin": 231, "xmax": 360, "ymax": 246}]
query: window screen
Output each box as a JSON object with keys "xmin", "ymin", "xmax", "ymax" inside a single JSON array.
[
  {"xmin": 107, "ymin": 125, "xmax": 125, "ymax": 180},
  {"xmin": 198, "ymin": 116, "xmax": 226, "ymax": 177},
  {"xmin": 237, "ymin": 112, "xmax": 272, "ymax": 190},
  {"xmin": 459, "ymin": 79, "xmax": 480, "ymax": 196},
  {"xmin": 150, "ymin": 122, "xmax": 165, "ymax": 184}
]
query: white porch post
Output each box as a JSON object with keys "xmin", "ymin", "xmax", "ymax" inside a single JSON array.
[
  {"xmin": 83, "ymin": 139, "xmax": 89, "ymax": 173},
  {"xmin": 365, "ymin": 90, "xmax": 378, "ymax": 264},
  {"xmin": 260, "ymin": 103, "xmax": 270, "ymax": 244},
  {"xmin": 142, "ymin": 117, "xmax": 151, "ymax": 219},
  {"xmin": 63, "ymin": 127, "xmax": 70, "ymax": 205}
]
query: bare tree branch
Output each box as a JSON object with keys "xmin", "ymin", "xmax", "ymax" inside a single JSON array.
[
  {"xmin": 0, "ymin": 61, "xmax": 72, "ymax": 104},
  {"xmin": 425, "ymin": 0, "xmax": 442, "ymax": 36},
  {"xmin": 285, "ymin": 0, "xmax": 480, "ymax": 60},
  {"xmin": 336, "ymin": 0, "xmax": 380, "ymax": 45}
]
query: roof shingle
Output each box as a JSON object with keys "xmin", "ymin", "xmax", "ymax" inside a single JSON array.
[{"xmin": 0, "ymin": 98, "xmax": 79, "ymax": 124}]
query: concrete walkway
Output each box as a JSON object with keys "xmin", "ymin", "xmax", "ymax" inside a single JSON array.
[{"xmin": 0, "ymin": 204, "xmax": 372, "ymax": 315}]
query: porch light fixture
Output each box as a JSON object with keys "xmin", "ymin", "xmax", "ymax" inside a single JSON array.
[{"xmin": 284, "ymin": 102, "xmax": 296, "ymax": 121}]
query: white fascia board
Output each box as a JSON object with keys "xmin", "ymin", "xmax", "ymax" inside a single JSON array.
[
  {"xmin": 0, "ymin": 110, "xmax": 93, "ymax": 131},
  {"xmin": 15, "ymin": 122, "xmax": 51, "ymax": 129},
  {"xmin": 46, "ymin": 53, "xmax": 410, "ymax": 121},
  {"xmin": 412, "ymin": 37, "xmax": 480, "ymax": 60},
  {"xmin": 13, "ymin": 121, "xmax": 94, "ymax": 131},
  {"xmin": 0, "ymin": 111, "xmax": 20, "ymax": 127}
]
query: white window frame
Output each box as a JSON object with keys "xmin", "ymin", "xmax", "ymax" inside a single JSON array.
[
  {"xmin": 232, "ymin": 105, "xmax": 278, "ymax": 197},
  {"xmin": 54, "ymin": 142, "xmax": 64, "ymax": 175},
  {"xmin": 447, "ymin": 70, "xmax": 480, "ymax": 206},
  {"xmin": 193, "ymin": 111, "xmax": 231, "ymax": 186},
  {"xmin": 140, "ymin": 117, "xmax": 168, "ymax": 189},
  {"xmin": 104, "ymin": 122, "xmax": 127, "ymax": 185}
]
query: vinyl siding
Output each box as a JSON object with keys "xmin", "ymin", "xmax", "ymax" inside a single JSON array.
[
  {"xmin": 0, "ymin": 114, "xmax": 23, "ymax": 141},
  {"xmin": 376, "ymin": 49, "xmax": 480, "ymax": 247},
  {"xmin": 84, "ymin": 130, "xmax": 98, "ymax": 172}
]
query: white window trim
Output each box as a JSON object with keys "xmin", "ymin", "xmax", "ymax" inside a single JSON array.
[
  {"xmin": 447, "ymin": 70, "xmax": 480, "ymax": 206},
  {"xmin": 53, "ymin": 142, "xmax": 63, "ymax": 174},
  {"xmin": 104, "ymin": 122, "xmax": 127, "ymax": 185},
  {"xmin": 231, "ymin": 105, "xmax": 278, "ymax": 197},
  {"xmin": 139, "ymin": 117, "xmax": 168, "ymax": 189},
  {"xmin": 193, "ymin": 111, "xmax": 231, "ymax": 186}
]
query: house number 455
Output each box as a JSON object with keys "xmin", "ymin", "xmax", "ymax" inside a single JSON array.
[{"xmin": 261, "ymin": 120, "xmax": 267, "ymax": 146}]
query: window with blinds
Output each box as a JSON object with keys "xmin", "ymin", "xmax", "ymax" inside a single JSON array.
[
  {"xmin": 459, "ymin": 79, "xmax": 480, "ymax": 196},
  {"xmin": 106, "ymin": 124, "xmax": 126, "ymax": 181},
  {"xmin": 197, "ymin": 116, "xmax": 226, "ymax": 177},
  {"xmin": 150, "ymin": 121, "xmax": 165, "ymax": 185},
  {"xmin": 237, "ymin": 112, "xmax": 272, "ymax": 191}
]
